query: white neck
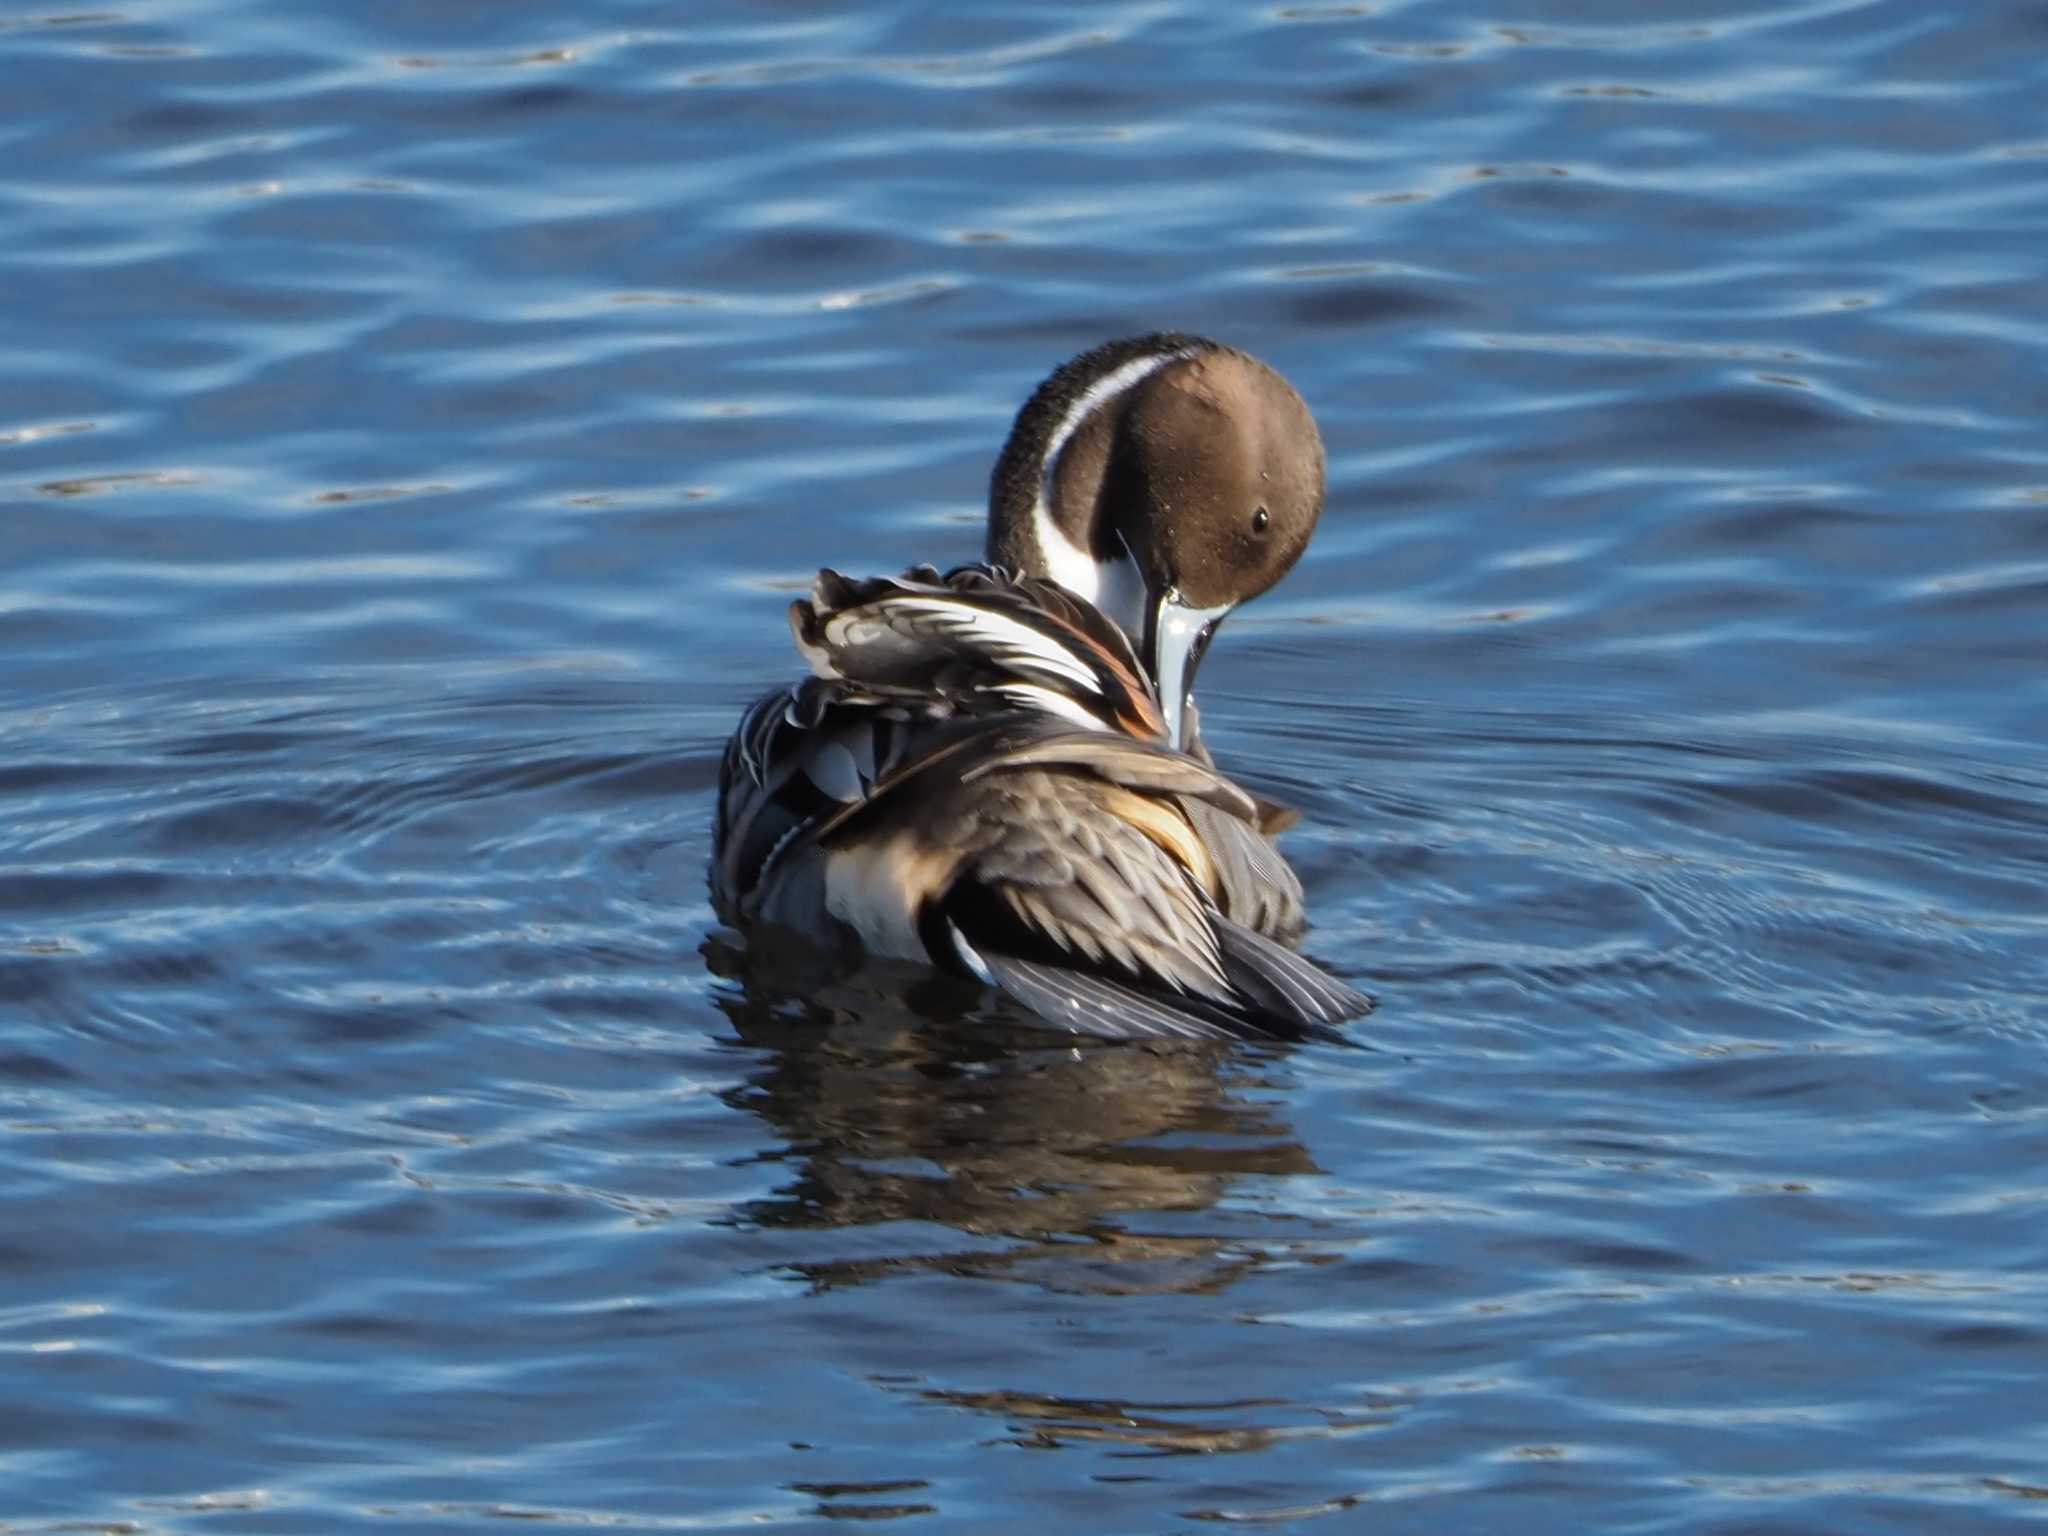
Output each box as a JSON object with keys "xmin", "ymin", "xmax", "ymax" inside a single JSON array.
[
  {"xmin": 1032, "ymin": 525, "xmax": 1149, "ymax": 643},
  {"xmin": 1025, "ymin": 346, "xmax": 1196, "ymax": 636}
]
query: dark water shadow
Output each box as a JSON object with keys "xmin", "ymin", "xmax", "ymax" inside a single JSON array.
[
  {"xmin": 703, "ymin": 932, "xmax": 1321, "ymax": 1296},
  {"xmin": 906, "ymin": 1380, "xmax": 1396, "ymax": 1463}
]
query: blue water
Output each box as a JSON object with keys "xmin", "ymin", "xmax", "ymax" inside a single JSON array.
[{"xmin": 4, "ymin": 0, "xmax": 2047, "ymax": 1530}]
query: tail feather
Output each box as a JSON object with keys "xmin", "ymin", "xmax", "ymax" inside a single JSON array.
[
  {"xmin": 973, "ymin": 950, "xmax": 1249, "ymax": 1044},
  {"xmin": 954, "ymin": 899, "xmax": 1370, "ymax": 1047},
  {"xmin": 1212, "ymin": 916, "xmax": 1375, "ymax": 1027}
]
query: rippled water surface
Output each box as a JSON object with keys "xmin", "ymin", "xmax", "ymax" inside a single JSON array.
[{"xmin": 5, "ymin": 0, "xmax": 2048, "ymax": 1530}]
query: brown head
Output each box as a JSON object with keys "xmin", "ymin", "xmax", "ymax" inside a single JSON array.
[{"xmin": 987, "ymin": 334, "xmax": 1326, "ymax": 747}]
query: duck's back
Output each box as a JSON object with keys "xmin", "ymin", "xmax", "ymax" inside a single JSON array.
[
  {"xmin": 712, "ymin": 566, "xmax": 1362, "ymax": 1043},
  {"xmin": 714, "ymin": 565, "xmax": 1305, "ymax": 939}
]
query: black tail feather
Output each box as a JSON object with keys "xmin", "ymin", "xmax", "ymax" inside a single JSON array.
[
  {"xmin": 1212, "ymin": 916, "xmax": 1376, "ymax": 1028},
  {"xmin": 964, "ymin": 929, "xmax": 1369, "ymax": 1047},
  {"xmin": 974, "ymin": 950, "xmax": 1249, "ymax": 1044}
]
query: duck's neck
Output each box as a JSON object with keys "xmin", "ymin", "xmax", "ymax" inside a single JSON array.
[{"xmin": 986, "ymin": 335, "xmax": 1207, "ymax": 643}]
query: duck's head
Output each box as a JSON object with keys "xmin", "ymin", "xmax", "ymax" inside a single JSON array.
[{"xmin": 988, "ymin": 333, "xmax": 1326, "ymax": 750}]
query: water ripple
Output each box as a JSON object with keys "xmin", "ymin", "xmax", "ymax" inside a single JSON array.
[{"xmin": 5, "ymin": 0, "xmax": 2048, "ymax": 1529}]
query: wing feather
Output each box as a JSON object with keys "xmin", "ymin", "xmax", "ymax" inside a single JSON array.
[
  {"xmin": 714, "ymin": 561, "xmax": 1367, "ymax": 1044},
  {"xmin": 791, "ymin": 564, "xmax": 1165, "ymax": 739}
]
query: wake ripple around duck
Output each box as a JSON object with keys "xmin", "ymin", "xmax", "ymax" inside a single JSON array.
[{"xmin": 0, "ymin": 679, "xmax": 722, "ymax": 1060}]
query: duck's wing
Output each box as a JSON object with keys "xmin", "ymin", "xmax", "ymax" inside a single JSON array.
[
  {"xmin": 1178, "ymin": 794, "xmax": 1307, "ymax": 941},
  {"xmin": 904, "ymin": 746, "xmax": 1372, "ymax": 1045},
  {"xmin": 792, "ymin": 564, "xmax": 1168, "ymax": 741},
  {"xmin": 715, "ymin": 564, "xmax": 1369, "ymax": 1042},
  {"xmin": 715, "ymin": 563, "xmax": 1197, "ymax": 920},
  {"xmin": 789, "ymin": 563, "xmax": 1313, "ymax": 938},
  {"xmin": 1175, "ymin": 700, "xmax": 1308, "ymax": 940},
  {"xmin": 719, "ymin": 704, "xmax": 1370, "ymax": 1044}
]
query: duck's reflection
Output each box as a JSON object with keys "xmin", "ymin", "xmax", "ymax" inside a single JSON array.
[{"xmin": 704, "ymin": 932, "xmax": 1320, "ymax": 1294}]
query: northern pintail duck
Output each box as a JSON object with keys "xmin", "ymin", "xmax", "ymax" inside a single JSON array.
[{"xmin": 713, "ymin": 333, "xmax": 1370, "ymax": 1043}]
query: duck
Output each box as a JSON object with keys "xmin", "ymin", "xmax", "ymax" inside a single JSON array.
[{"xmin": 712, "ymin": 333, "xmax": 1369, "ymax": 1044}]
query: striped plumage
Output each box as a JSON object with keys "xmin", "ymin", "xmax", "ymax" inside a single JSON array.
[{"xmin": 713, "ymin": 564, "xmax": 1371, "ymax": 1043}]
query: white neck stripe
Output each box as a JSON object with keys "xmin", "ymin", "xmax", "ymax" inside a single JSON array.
[{"xmin": 1027, "ymin": 346, "xmax": 1198, "ymax": 605}]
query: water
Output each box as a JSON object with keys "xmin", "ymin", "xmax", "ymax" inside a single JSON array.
[{"xmin": 4, "ymin": 0, "xmax": 2046, "ymax": 1529}]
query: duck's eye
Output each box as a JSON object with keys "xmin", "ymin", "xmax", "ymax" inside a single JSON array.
[{"xmin": 1251, "ymin": 506, "xmax": 1270, "ymax": 534}]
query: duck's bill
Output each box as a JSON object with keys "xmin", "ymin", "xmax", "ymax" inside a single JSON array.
[{"xmin": 1145, "ymin": 594, "xmax": 1231, "ymax": 751}]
